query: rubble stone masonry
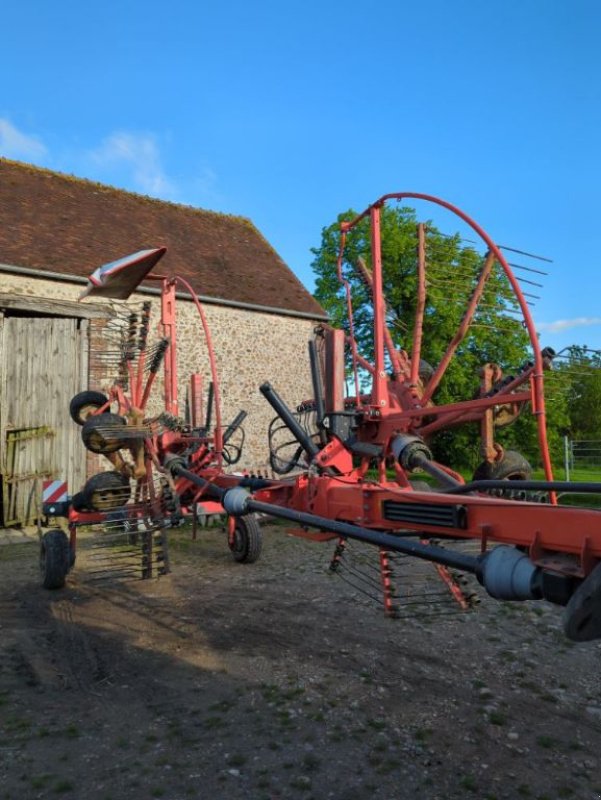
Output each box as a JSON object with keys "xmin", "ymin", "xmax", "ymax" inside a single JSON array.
[{"xmin": 1, "ymin": 273, "xmax": 318, "ymax": 475}]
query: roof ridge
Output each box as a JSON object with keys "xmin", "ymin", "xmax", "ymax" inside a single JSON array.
[{"xmin": 0, "ymin": 157, "xmax": 252, "ymax": 226}]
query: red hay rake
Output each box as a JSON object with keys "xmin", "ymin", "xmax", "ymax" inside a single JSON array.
[
  {"xmin": 40, "ymin": 193, "xmax": 601, "ymax": 642},
  {"xmin": 40, "ymin": 247, "xmax": 259, "ymax": 585}
]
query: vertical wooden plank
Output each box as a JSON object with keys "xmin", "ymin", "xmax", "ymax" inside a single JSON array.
[
  {"xmin": 73, "ymin": 319, "xmax": 89, "ymax": 491},
  {"xmin": 79, "ymin": 319, "xmax": 89, "ymax": 393},
  {"xmin": 1, "ymin": 315, "xmax": 84, "ymax": 525},
  {"xmin": 0, "ymin": 310, "xmax": 5, "ymax": 473}
]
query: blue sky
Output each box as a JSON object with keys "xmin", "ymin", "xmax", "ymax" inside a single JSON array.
[{"xmin": 1, "ymin": 0, "xmax": 600, "ymax": 352}]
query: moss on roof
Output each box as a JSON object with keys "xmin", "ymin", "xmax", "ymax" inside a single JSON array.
[{"xmin": 0, "ymin": 158, "xmax": 325, "ymax": 318}]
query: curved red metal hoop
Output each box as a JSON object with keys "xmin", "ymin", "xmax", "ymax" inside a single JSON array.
[
  {"xmin": 338, "ymin": 192, "xmax": 554, "ymax": 486},
  {"xmin": 175, "ymin": 276, "xmax": 224, "ymax": 460}
]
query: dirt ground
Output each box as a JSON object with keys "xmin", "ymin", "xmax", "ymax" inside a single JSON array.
[{"xmin": 1, "ymin": 521, "xmax": 600, "ymax": 800}]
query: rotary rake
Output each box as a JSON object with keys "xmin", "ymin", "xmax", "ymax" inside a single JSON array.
[
  {"xmin": 39, "ymin": 193, "xmax": 601, "ymax": 643},
  {"xmin": 40, "ymin": 248, "xmax": 258, "ymax": 587},
  {"xmin": 159, "ymin": 192, "xmax": 601, "ymax": 642}
]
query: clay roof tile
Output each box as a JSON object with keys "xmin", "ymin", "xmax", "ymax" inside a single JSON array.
[{"xmin": 0, "ymin": 159, "xmax": 326, "ymax": 319}]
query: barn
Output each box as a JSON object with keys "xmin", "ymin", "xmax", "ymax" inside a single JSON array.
[{"xmin": 0, "ymin": 158, "xmax": 327, "ymax": 526}]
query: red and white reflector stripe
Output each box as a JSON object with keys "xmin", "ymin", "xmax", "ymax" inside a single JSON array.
[{"xmin": 42, "ymin": 480, "xmax": 68, "ymax": 504}]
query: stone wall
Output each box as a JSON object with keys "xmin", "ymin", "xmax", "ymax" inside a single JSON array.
[{"xmin": 0, "ymin": 272, "xmax": 319, "ymax": 474}]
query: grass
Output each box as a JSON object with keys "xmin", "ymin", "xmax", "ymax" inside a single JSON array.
[
  {"xmin": 302, "ymin": 753, "xmax": 321, "ymax": 772},
  {"xmin": 63, "ymin": 724, "xmax": 80, "ymax": 739},
  {"xmin": 226, "ymin": 754, "xmax": 246, "ymax": 768},
  {"xmin": 366, "ymin": 718, "xmax": 386, "ymax": 731},
  {"xmin": 532, "ymin": 467, "xmax": 601, "ymax": 507},
  {"xmin": 203, "ymin": 715, "xmax": 224, "ymax": 729},
  {"xmin": 53, "ymin": 779, "xmax": 74, "ymax": 794},
  {"xmin": 290, "ymin": 776, "xmax": 312, "ymax": 790},
  {"xmin": 536, "ymin": 735, "xmax": 558, "ymax": 749},
  {"xmin": 30, "ymin": 774, "xmax": 53, "ymax": 790},
  {"xmin": 4, "ymin": 714, "xmax": 31, "ymax": 734},
  {"xmin": 460, "ymin": 774, "xmax": 477, "ymax": 792},
  {"xmin": 376, "ymin": 758, "xmax": 401, "ymax": 775},
  {"xmin": 209, "ymin": 698, "xmax": 237, "ymax": 712}
]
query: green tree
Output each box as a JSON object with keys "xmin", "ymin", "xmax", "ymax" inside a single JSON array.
[
  {"xmin": 311, "ymin": 204, "xmax": 548, "ymax": 470},
  {"xmin": 562, "ymin": 346, "xmax": 601, "ymax": 438}
]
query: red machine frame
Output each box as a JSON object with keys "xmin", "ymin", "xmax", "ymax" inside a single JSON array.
[
  {"xmin": 193, "ymin": 192, "xmax": 601, "ymax": 642},
  {"xmin": 41, "ymin": 194, "xmax": 601, "ymax": 642},
  {"xmin": 44, "ymin": 248, "xmax": 254, "ymax": 578}
]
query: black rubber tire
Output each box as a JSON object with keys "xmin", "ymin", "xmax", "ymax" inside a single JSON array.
[
  {"xmin": 71, "ymin": 491, "xmax": 89, "ymax": 512},
  {"xmin": 81, "ymin": 412, "xmax": 126, "ymax": 454},
  {"xmin": 563, "ymin": 563, "xmax": 601, "ymax": 642},
  {"xmin": 472, "ymin": 450, "xmax": 532, "ymax": 482},
  {"xmin": 40, "ymin": 529, "xmax": 70, "ymax": 589},
  {"xmin": 69, "ymin": 390, "xmax": 109, "ymax": 426},
  {"xmin": 229, "ymin": 515, "xmax": 262, "ymax": 564},
  {"xmin": 418, "ymin": 359, "xmax": 434, "ymax": 384},
  {"xmin": 82, "ymin": 471, "xmax": 131, "ymax": 511}
]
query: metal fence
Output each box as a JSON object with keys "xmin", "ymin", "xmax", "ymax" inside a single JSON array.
[{"xmin": 563, "ymin": 436, "xmax": 601, "ymax": 480}]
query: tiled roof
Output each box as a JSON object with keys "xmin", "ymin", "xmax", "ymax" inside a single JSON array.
[{"xmin": 0, "ymin": 159, "xmax": 326, "ymax": 318}]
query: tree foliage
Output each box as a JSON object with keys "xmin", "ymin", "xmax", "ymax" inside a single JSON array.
[{"xmin": 553, "ymin": 347, "xmax": 601, "ymax": 438}]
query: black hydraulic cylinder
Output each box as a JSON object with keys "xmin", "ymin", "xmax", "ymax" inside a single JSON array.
[
  {"xmin": 308, "ymin": 340, "xmax": 327, "ymax": 444},
  {"xmin": 169, "ymin": 464, "xmax": 224, "ymax": 499},
  {"xmin": 222, "ymin": 410, "xmax": 247, "ymax": 446},
  {"xmin": 260, "ymin": 382, "xmax": 320, "ymax": 460}
]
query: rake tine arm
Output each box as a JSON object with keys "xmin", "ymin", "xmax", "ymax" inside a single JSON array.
[
  {"xmin": 409, "ymin": 223, "xmax": 427, "ymax": 385},
  {"xmin": 356, "ymin": 256, "xmax": 409, "ymax": 379},
  {"xmin": 422, "ymin": 250, "xmax": 497, "ymax": 403}
]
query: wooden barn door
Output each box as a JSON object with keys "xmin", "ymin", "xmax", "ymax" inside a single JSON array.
[{"xmin": 0, "ymin": 314, "xmax": 87, "ymax": 526}]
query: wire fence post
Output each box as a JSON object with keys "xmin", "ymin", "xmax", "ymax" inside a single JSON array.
[{"xmin": 568, "ymin": 438, "xmax": 601, "ymax": 479}]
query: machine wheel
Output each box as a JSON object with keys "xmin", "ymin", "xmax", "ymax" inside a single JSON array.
[
  {"xmin": 563, "ymin": 563, "xmax": 601, "ymax": 642},
  {"xmin": 229, "ymin": 515, "xmax": 262, "ymax": 563},
  {"xmin": 418, "ymin": 359, "xmax": 434, "ymax": 384},
  {"xmin": 40, "ymin": 529, "xmax": 70, "ymax": 589},
  {"xmin": 82, "ymin": 471, "xmax": 131, "ymax": 511},
  {"xmin": 71, "ymin": 491, "xmax": 89, "ymax": 512},
  {"xmin": 81, "ymin": 412, "xmax": 126, "ymax": 454},
  {"xmin": 472, "ymin": 450, "xmax": 532, "ymax": 482},
  {"xmin": 69, "ymin": 391, "xmax": 109, "ymax": 425}
]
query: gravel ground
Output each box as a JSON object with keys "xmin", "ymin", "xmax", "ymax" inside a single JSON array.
[{"xmin": 1, "ymin": 522, "xmax": 600, "ymax": 800}]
